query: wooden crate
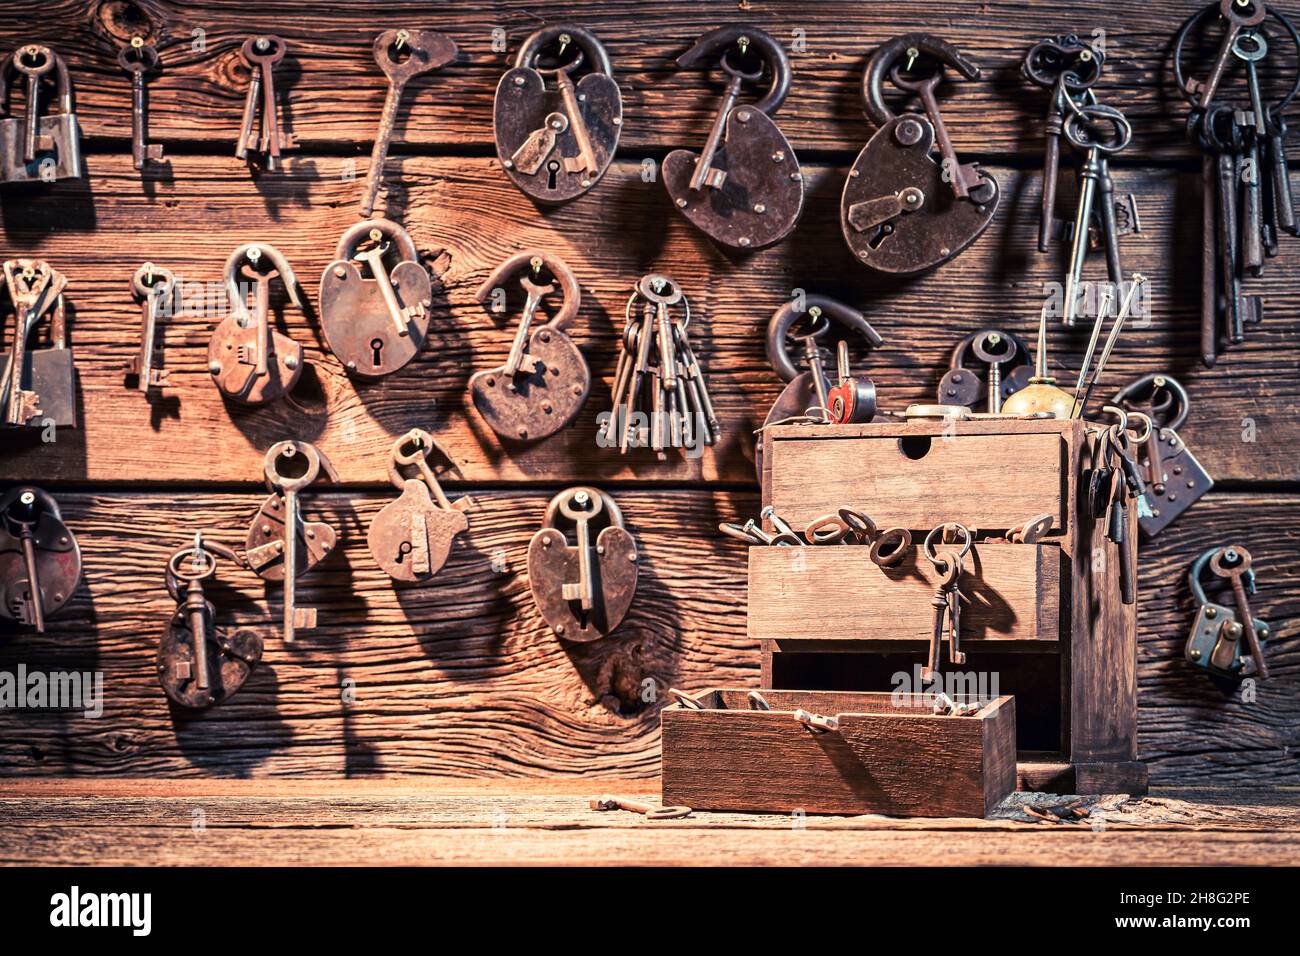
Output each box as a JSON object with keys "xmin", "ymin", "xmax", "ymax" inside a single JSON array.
[
  {"xmin": 661, "ymin": 688, "xmax": 1017, "ymax": 817},
  {"xmin": 757, "ymin": 418, "xmax": 1146, "ymax": 796}
]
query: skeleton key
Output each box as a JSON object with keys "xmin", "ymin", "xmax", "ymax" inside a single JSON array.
[
  {"xmin": 171, "ymin": 534, "xmax": 218, "ymax": 694},
  {"xmin": 1197, "ymin": 0, "xmax": 1267, "ymax": 112},
  {"xmin": 923, "ymin": 556, "xmax": 961, "ymax": 681},
  {"xmin": 1103, "ymin": 422, "xmax": 1139, "ymax": 606},
  {"xmin": 1266, "ymin": 109, "xmax": 1297, "ymax": 236},
  {"xmin": 118, "ymin": 37, "xmax": 163, "ymax": 171},
  {"xmin": 1209, "ymin": 546, "xmax": 1269, "ymax": 679},
  {"xmin": 1186, "ymin": 546, "xmax": 1271, "ymax": 678},
  {"xmin": 245, "ymin": 441, "xmax": 339, "ymax": 643},
  {"xmin": 127, "ymin": 262, "xmax": 173, "ymax": 393},
  {"xmin": 971, "ymin": 330, "xmax": 1016, "ymax": 414},
  {"xmin": 0, "ymin": 486, "xmax": 81, "ymax": 632},
  {"xmin": 559, "ymin": 489, "xmax": 602, "ymax": 611},
  {"xmin": 361, "ymin": 29, "xmax": 457, "ymax": 217},
  {"xmin": 368, "ymin": 428, "xmax": 468, "ymax": 582}
]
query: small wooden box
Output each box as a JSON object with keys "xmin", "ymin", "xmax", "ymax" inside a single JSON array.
[
  {"xmin": 757, "ymin": 419, "xmax": 1146, "ymax": 796},
  {"xmin": 661, "ymin": 689, "xmax": 1017, "ymax": 817}
]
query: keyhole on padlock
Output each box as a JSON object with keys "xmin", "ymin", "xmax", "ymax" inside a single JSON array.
[
  {"xmin": 371, "ymin": 337, "xmax": 384, "ymax": 368},
  {"xmin": 547, "ymin": 160, "xmax": 560, "ymax": 190},
  {"xmin": 869, "ymin": 223, "xmax": 894, "ymax": 249},
  {"xmin": 395, "ymin": 541, "xmax": 411, "ymax": 564}
]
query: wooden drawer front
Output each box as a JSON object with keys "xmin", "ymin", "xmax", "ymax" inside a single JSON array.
[
  {"xmin": 747, "ymin": 544, "xmax": 1061, "ymax": 643},
  {"xmin": 767, "ymin": 433, "xmax": 1066, "ymax": 531}
]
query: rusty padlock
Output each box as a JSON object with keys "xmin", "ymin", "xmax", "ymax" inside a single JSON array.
[
  {"xmin": 319, "ymin": 219, "xmax": 433, "ymax": 379},
  {"xmin": 527, "ymin": 487, "xmax": 637, "ymax": 642},
  {"xmin": 0, "ymin": 486, "xmax": 81, "ymax": 632},
  {"xmin": 494, "ymin": 25, "xmax": 623, "ymax": 203},
  {"xmin": 367, "ymin": 428, "xmax": 468, "ymax": 582},
  {"xmin": 470, "ymin": 251, "xmax": 590, "ymax": 442},
  {"xmin": 1, "ymin": 258, "xmax": 75, "ymax": 428},
  {"xmin": 208, "ymin": 244, "xmax": 306, "ymax": 406},
  {"xmin": 158, "ymin": 533, "xmax": 263, "ymax": 711},
  {"xmin": 0, "ymin": 45, "xmax": 82, "ymax": 184},
  {"xmin": 662, "ymin": 26, "xmax": 803, "ymax": 250}
]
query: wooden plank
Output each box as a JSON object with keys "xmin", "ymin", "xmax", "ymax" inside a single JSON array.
[
  {"xmin": 5, "ymin": 1, "xmax": 1286, "ymax": 158},
  {"xmin": 3, "ymin": 158, "xmax": 1296, "ymax": 484},
  {"xmin": 748, "ymin": 543, "xmax": 1061, "ymax": 643}
]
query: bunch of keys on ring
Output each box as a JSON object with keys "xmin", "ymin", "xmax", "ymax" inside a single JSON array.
[
  {"xmin": 921, "ymin": 523, "xmax": 973, "ymax": 681},
  {"xmin": 0, "ymin": 486, "xmax": 81, "ymax": 633},
  {"xmin": 1186, "ymin": 544, "xmax": 1271, "ymax": 680},
  {"xmin": 1023, "ymin": 32, "xmax": 1142, "ymax": 327},
  {"xmin": 662, "ymin": 26, "xmax": 804, "ymax": 250},
  {"xmin": 244, "ymin": 441, "xmax": 338, "ymax": 644},
  {"xmin": 1172, "ymin": 1, "xmax": 1300, "ymax": 366},
  {"xmin": 234, "ymin": 35, "xmax": 295, "ymax": 170},
  {"xmin": 1086, "ymin": 406, "xmax": 1152, "ymax": 607},
  {"xmin": 367, "ymin": 428, "xmax": 468, "ymax": 583},
  {"xmin": 601, "ymin": 273, "xmax": 718, "ymax": 460},
  {"xmin": 158, "ymin": 532, "xmax": 264, "ymax": 710}
]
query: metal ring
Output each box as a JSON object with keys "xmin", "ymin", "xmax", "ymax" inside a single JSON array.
[
  {"xmin": 869, "ymin": 527, "xmax": 912, "ymax": 567},
  {"xmin": 923, "ymin": 522, "xmax": 972, "ymax": 561}
]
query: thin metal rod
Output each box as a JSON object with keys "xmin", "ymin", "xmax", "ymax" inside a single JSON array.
[{"xmin": 1072, "ymin": 273, "xmax": 1146, "ymax": 420}]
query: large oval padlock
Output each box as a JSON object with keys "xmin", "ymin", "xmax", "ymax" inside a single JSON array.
[
  {"xmin": 470, "ymin": 251, "xmax": 590, "ymax": 442},
  {"xmin": 527, "ymin": 487, "xmax": 637, "ymax": 642},
  {"xmin": 842, "ymin": 35, "xmax": 999, "ymax": 275},
  {"xmin": 0, "ymin": 485, "xmax": 80, "ymax": 632},
  {"xmin": 368, "ymin": 428, "xmax": 468, "ymax": 582},
  {"xmin": 663, "ymin": 26, "xmax": 803, "ymax": 250},
  {"xmin": 158, "ymin": 535, "xmax": 263, "ymax": 711},
  {"xmin": 207, "ymin": 244, "xmax": 306, "ymax": 405},
  {"xmin": 494, "ymin": 25, "xmax": 622, "ymax": 204},
  {"xmin": 319, "ymin": 218, "xmax": 433, "ymax": 378}
]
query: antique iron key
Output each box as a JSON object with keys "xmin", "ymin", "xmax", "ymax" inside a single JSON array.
[
  {"xmin": 245, "ymin": 441, "xmax": 339, "ymax": 644},
  {"xmin": 158, "ymin": 533, "xmax": 263, "ymax": 710},
  {"xmin": 0, "ymin": 44, "xmax": 82, "ymax": 184},
  {"xmin": 1, "ymin": 258, "xmax": 75, "ymax": 429},
  {"xmin": 118, "ymin": 37, "xmax": 163, "ymax": 172},
  {"xmin": 361, "ymin": 29, "xmax": 457, "ymax": 216},
  {"xmin": 527, "ymin": 487, "xmax": 637, "ymax": 642},
  {"xmin": 495, "ymin": 25, "xmax": 622, "ymax": 204},
  {"xmin": 1112, "ymin": 373, "xmax": 1214, "ymax": 537},
  {"xmin": 0, "ymin": 486, "xmax": 80, "ymax": 632},
  {"xmin": 126, "ymin": 262, "xmax": 173, "ymax": 393},
  {"xmin": 1186, "ymin": 545, "xmax": 1271, "ymax": 679},
  {"xmin": 937, "ymin": 328, "xmax": 1033, "ymax": 411},
  {"xmin": 921, "ymin": 524, "xmax": 972, "ymax": 681},
  {"xmin": 662, "ymin": 27, "xmax": 803, "ymax": 250},
  {"xmin": 367, "ymin": 428, "xmax": 468, "ymax": 583},
  {"xmin": 842, "ymin": 34, "xmax": 998, "ymax": 275},
  {"xmin": 235, "ymin": 35, "xmax": 295, "ymax": 170},
  {"xmin": 471, "ymin": 251, "xmax": 590, "ymax": 442},
  {"xmin": 208, "ymin": 243, "xmax": 306, "ymax": 405},
  {"xmin": 319, "ymin": 219, "xmax": 433, "ymax": 379}
]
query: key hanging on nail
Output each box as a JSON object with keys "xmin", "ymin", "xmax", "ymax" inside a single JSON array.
[
  {"xmin": 234, "ymin": 35, "xmax": 295, "ymax": 170},
  {"xmin": 1, "ymin": 258, "xmax": 75, "ymax": 429},
  {"xmin": 367, "ymin": 428, "xmax": 468, "ymax": 582},
  {"xmin": 0, "ymin": 486, "xmax": 81, "ymax": 632},
  {"xmin": 0, "ymin": 44, "xmax": 83, "ymax": 183},
  {"xmin": 1186, "ymin": 545, "xmax": 1271, "ymax": 679},
  {"xmin": 117, "ymin": 37, "xmax": 164, "ymax": 172},
  {"xmin": 158, "ymin": 533, "xmax": 263, "ymax": 710},
  {"xmin": 244, "ymin": 441, "xmax": 339, "ymax": 643},
  {"xmin": 126, "ymin": 261, "xmax": 174, "ymax": 393}
]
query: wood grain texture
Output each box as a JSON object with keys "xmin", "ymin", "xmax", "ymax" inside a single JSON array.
[
  {"xmin": 6, "ymin": 0, "xmax": 1296, "ymax": 158},
  {"xmin": 1, "ymin": 157, "xmax": 1297, "ymax": 483}
]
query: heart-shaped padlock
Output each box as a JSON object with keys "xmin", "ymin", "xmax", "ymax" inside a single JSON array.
[
  {"xmin": 662, "ymin": 26, "xmax": 803, "ymax": 250},
  {"xmin": 842, "ymin": 35, "xmax": 999, "ymax": 275},
  {"xmin": 470, "ymin": 251, "xmax": 590, "ymax": 442},
  {"xmin": 0, "ymin": 485, "xmax": 81, "ymax": 632},
  {"xmin": 527, "ymin": 487, "xmax": 637, "ymax": 642},
  {"xmin": 494, "ymin": 25, "xmax": 622, "ymax": 204},
  {"xmin": 319, "ymin": 218, "xmax": 433, "ymax": 379},
  {"xmin": 368, "ymin": 429, "xmax": 468, "ymax": 582}
]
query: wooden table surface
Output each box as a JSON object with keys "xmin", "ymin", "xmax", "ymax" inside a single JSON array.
[{"xmin": 2, "ymin": 780, "xmax": 1296, "ymax": 867}]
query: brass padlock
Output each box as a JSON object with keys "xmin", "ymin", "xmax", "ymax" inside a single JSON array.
[
  {"xmin": 1, "ymin": 258, "xmax": 75, "ymax": 429},
  {"xmin": 207, "ymin": 244, "xmax": 306, "ymax": 406},
  {"xmin": 0, "ymin": 486, "xmax": 81, "ymax": 632},
  {"xmin": 662, "ymin": 27, "xmax": 804, "ymax": 250},
  {"xmin": 0, "ymin": 45, "xmax": 82, "ymax": 184},
  {"xmin": 527, "ymin": 487, "xmax": 637, "ymax": 642},
  {"xmin": 1186, "ymin": 546, "xmax": 1270, "ymax": 680},
  {"xmin": 318, "ymin": 218, "xmax": 433, "ymax": 378},
  {"xmin": 470, "ymin": 251, "xmax": 590, "ymax": 442},
  {"xmin": 158, "ymin": 534, "xmax": 263, "ymax": 711},
  {"xmin": 367, "ymin": 429, "xmax": 468, "ymax": 582},
  {"xmin": 494, "ymin": 25, "xmax": 622, "ymax": 204}
]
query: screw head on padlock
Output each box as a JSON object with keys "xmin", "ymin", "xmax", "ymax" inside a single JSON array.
[{"xmin": 494, "ymin": 25, "xmax": 623, "ymax": 204}]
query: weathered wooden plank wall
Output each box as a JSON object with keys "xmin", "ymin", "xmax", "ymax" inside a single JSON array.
[{"xmin": 0, "ymin": 1, "xmax": 1295, "ymax": 785}]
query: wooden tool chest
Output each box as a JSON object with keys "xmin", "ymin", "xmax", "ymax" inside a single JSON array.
[{"xmin": 756, "ymin": 418, "xmax": 1145, "ymax": 796}]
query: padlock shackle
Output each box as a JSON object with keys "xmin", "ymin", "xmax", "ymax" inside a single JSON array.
[
  {"xmin": 1112, "ymin": 371, "xmax": 1191, "ymax": 432},
  {"xmin": 514, "ymin": 25, "xmax": 612, "ymax": 76},
  {"xmin": 676, "ymin": 25, "xmax": 790, "ymax": 116},
  {"xmin": 542, "ymin": 486, "xmax": 623, "ymax": 534},
  {"xmin": 333, "ymin": 218, "xmax": 422, "ymax": 268},
  {"xmin": 863, "ymin": 33, "xmax": 980, "ymax": 129},
  {"xmin": 1188, "ymin": 545, "xmax": 1257, "ymax": 607},
  {"xmin": 475, "ymin": 250, "xmax": 581, "ymax": 330},
  {"xmin": 262, "ymin": 440, "xmax": 338, "ymax": 494},
  {"xmin": 223, "ymin": 243, "xmax": 302, "ymax": 318},
  {"xmin": 766, "ymin": 294, "xmax": 883, "ymax": 383},
  {"xmin": 1, "ymin": 46, "xmax": 75, "ymax": 116}
]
